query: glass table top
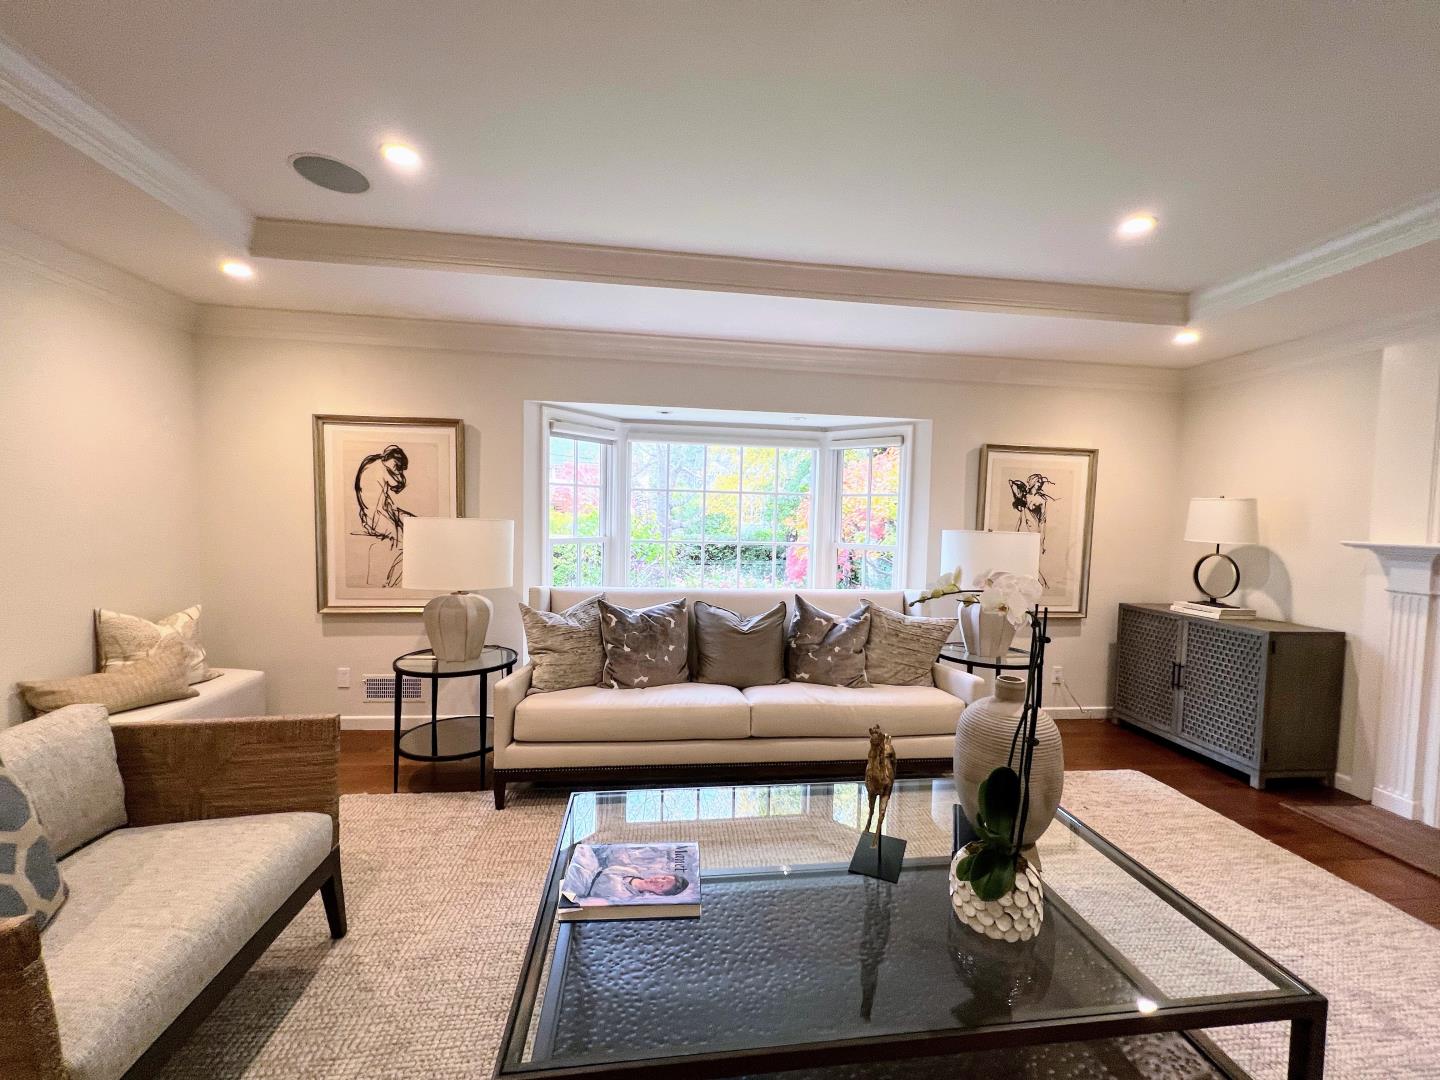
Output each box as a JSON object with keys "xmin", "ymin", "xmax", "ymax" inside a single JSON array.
[
  {"xmin": 499, "ymin": 778, "xmax": 1317, "ymax": 1077},
  {"xmin": 392, "ymin": 645, "xmax": 517, "ymax": 676}
]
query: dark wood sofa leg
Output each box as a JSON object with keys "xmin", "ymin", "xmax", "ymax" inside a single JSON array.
[
  {"xmin": 321, "ymin": 854, "xmax": 348, "ymax": 939},
  {"xmin": 494, "ymin": 779, "xmax": 507, "ymax": 810}
]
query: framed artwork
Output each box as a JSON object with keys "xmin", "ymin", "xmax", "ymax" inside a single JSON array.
[
  {"xmin": 976, "ymin": 444, "xmax": 1098, "ymax": 618},
  {"xmin": 313, "ymin": 415, "xmax": 465, "ymax": 613}
]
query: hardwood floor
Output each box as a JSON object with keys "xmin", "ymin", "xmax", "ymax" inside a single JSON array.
[{"xmin": 339, "ymin": 719, "xmax": 1440, "ymax": 928}]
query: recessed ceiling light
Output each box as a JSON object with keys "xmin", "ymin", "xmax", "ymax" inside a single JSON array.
[
  {"xmin": 220, "ymin": 260, "xmax": 255, "ymax": 280},
  {"xmin": 1117, "ymin": 213, "xmax": 1158, "ymax": 239},
  {"xmin": 381, "ymin": 142, "xmax": 421, "ymax": 169},
  {"xmin": 1173, "ymin": 328, "xmax": 1201, "ymax": 345}
]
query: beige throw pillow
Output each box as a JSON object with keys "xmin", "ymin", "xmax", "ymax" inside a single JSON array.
[
  {"xmin": 96, "ymin": 604, "xmax": 215, "ymax": 685},
  {"xmin": 865, "ymin": 604, "xmax": 957, "ymax": 686},
  {"xmin": 19, "ymin": 636, "xmax": 197, "ymax": 716},
  {"xmin": 520, "ymin": 595, "xmax": 605, "ymax": 693}
]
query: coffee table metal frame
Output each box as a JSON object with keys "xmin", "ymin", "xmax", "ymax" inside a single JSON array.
[{"xmin": 496, "ymin": 785, "xmax": 1328, "ymax": 1080}]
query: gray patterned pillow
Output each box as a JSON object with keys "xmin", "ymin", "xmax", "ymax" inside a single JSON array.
[
  {"xmin": 693, "ymin": 601, "xmax": 786, "ymax": 688},
  {"xmin": 865, "ymin": 604, "xmax": 957, "ymax": 685},
  {"xmin": 0, "ymin": 766, "xmax": 68, "ymax": 930},
  {"xmin": 786, "ymin": 596, "xmax": 871, "ymax": 687},
  {"xmin": 519, "ymin": 594, "xmax": 604, "ymax": 693},
  {"xmin": 599, "ymin": 598, "xmax": 689, "ymax": 689}
]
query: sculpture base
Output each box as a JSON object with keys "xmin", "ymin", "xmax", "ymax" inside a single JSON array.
[{"xmin": 847, "ymin": 833, "xmax": 906, "ymax": 883}]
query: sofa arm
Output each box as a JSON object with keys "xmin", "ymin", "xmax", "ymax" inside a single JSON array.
[
  {"xmin": 493, "ymin": 663, "xmax": 533, "ymax": 764},
  {"xmin": 112, "ymin": 714, "xmax": 340, "ymax": 842},
  {"xmin": 0, "ymin": 917, "xmax": 65, "ymax": 1080},
  {"xmin": 933, "ymin": 663, "xmax": 985, "ymax": 706}
]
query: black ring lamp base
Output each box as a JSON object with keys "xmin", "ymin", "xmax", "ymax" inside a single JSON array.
[{"xmin": 1192, "ymin": 546, "xmax": 1242, "ymax": 606}]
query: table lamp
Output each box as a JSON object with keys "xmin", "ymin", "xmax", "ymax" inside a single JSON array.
[
  {"xmin": 1183, "ymin": 497, "xmax": 1258, "ymax": 606},
  {"xmin": 940, "ymin": 529, "xmax": 1042, "ymax": 588},
  {"xmin": 403, "ymin": 518, "xmax": 514, "ymax": 661}
]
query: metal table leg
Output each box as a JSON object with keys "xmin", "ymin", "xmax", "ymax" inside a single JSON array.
[
  {"xmin": 479, "ymin": 670, "xmax": 490, "ymax": 790},
  {"xmin": 1288, "ymin": 1007, "xmax": 1327, "ymax": 1079},
  {"xmin": 392, "ymin": 670, "xmax": 402, "ymax": 793}
]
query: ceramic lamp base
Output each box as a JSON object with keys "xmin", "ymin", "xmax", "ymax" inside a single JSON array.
[
  {"xmin": 959, "ymin": 606, "xmax": 1018, "ymax": 656},
  {"xmin": 422, "ymin": 592, "xmax": 492, "ymax": 662}
]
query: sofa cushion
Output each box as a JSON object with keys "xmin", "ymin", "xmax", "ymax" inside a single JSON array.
[
  {"xmin": 95, "ymin": 604, "xmax": 216, "ymax": 686},
  {"xmin": 744, "ymin": 682, "xmax": 964, "ymax": 738},
  {"xmin": 520, "ymin": 594, "xmax": 605, "ymax": 692},
  {"xmin": 108, "ymin": 668, "xmax": 266, "ymax": 725},
  {"xmin": 599, "ymin": 597, "xmax": 689, "ymax": 689},
  {"xmin": 514, "ymin": 683, "xmax": 750, "ymax": 742},
  {"xmin": 17, "ymin": 636, "xmax": 197, "ymax": 717},
  {"xmin": 0, "ymin": 704, "xmax": 126, "ymax": 858},
  {"xmin": 864, "ymin": 604, "xmax": 957, "ymax": 686},
  {"xmin": 44, "ymin": 812, "xmax": 333, "ymax": 1080},
  {"xmin": 693, "ymin": 600, "xmax": 786, "ymax": 688},
  {"xmin": 786, "ymin": 596, "xmax": 870, "ymax": 687},
  {"xmin": 0, "ymin": 765, "xmax": 68, "ymax": 930}
]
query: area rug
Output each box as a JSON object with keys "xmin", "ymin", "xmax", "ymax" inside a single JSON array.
[
  {"xmin": 155, "ymin": 771, "xmax": 1440, "ymax": 1080},
  {"xmin": 1285, "ymin": 801, "xmax": 1440, "ymax": 879}
]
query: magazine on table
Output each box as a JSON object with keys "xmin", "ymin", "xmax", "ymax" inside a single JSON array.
[{"xmin": 558, "ymin": 842, "xmax": 701, "ymax": 921}]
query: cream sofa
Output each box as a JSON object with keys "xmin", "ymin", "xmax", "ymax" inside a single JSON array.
[{"xmin": 491, "ymin": 588, "xmax": 982, "ymax": 808}]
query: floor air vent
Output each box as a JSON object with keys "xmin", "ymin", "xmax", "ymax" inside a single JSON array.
[{"xmin": 363, "ymin": 674, "xmax": 423, "ymax": 703}]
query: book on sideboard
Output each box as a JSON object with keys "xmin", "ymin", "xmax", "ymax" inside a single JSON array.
[{"xmin": 1169, "ymin": 601, "xmax": 1257, "ymax": 620}]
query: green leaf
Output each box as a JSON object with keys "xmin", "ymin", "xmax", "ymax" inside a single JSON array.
[
  {"xmin": 953, "ymin": 851, "xmax": 977, "ymax": 881},
  {"xmin": 976, "ymin": 766, "xmax": 1020, "ymax": 843},
  {"xmin": 968, "ymin": 845, "xmax": 1018, "ymax": 901}
]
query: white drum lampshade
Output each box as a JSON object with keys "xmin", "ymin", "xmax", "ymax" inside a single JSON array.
[
  {"xmin": 404, "ymin": 518, "xmax": 514, "ymax": 662},
  {"xmin": 939, "ymin": 530, "xmax": 1042, "ymax": 588},
  {"xmin": 1184, "ymin": 497, "xmax": 1259, "ymax": 546}
]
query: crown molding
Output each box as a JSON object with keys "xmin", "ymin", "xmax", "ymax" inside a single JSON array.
[
  {"xmin": 1182, "ymin": 305, "xmax": 1440, "ymax": 392},
  {"xmin": 248, "ymin": 218, "xmax": 1189, "ymax": 327},
  {"xmin": 197, "ymin": 304, "xmax": 1183, "ymax": 393},
  {"xmin": 0, "ymin": 217, "xmax": 197, "ymax": 329},
  {"xmin": 0, "ymin": 33, "xmax": 252, "ymax": 249},
  {"xmin": 1191, "ymin": 191, "xmax": 1440, "ymax": 321}
]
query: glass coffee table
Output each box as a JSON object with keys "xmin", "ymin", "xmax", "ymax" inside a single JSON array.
[{"xmin": 497, "ymin": 779, "xmax": 1326, "ymax": 1079}]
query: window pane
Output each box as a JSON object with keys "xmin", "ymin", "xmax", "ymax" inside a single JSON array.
[
  {"xmin": 776, "ymin": 494, "xmax": 810, "ymax": 542},
  {"xmin": 669, "ymin": 443, "xmax": 704, "ymax": 489},
  {"xmin": 702, "ymin": 543, "xmax": 738, "ymax": 587},
  {"xmin": 742, "ymin": 446, "xmax": 777, "ymax": 491},
  {"xmin": 551, "ymin": 543, "xmax": 577, "ymax": 586},
  {"xmin": 576, "ymin": 486, "xmax": 602, "ymax": 537},
  {"xmin": 781, "ymin": 544, "xmax": 809, "ymax": 586},
  {"xmin": 625, "ymin": 789, "xmax": 661, "ymax": 823},
  {"xmin": 871, "ymin": 446, "xmax": 901, "ymax": 494},
  {"xmin": 735, "ymin": 786, "xmax": 767, "ymax": 817},
  {"xmin": 668, "ymin": 543, "xmax": 703, "ymax": 587},
  {"xmin": 548, "ymin": 436, "xmax": 575, "ymax": 483},
  {"xmin": 663, "ymin": 788, "xmax": 698, "ymax": 821},
  {"xmin": 741, "ymin": 493, "xmax": 776, "ymax": 540},
  {"xmin": 630, "ymin": 490, "xmax": 662, "ymax": 539},
  {"xmin": 839, "ymin": 495, "xmax": 869, "ymax": 543},
  {"xmin": 705, "ymin": 445, "xmax": 741, "ymax": 491},
  {"xmin": 577, "ymin": 542, "xmax": 604, "ymax": 586},
  {"xmin": 548, "ymin": 484, "xmax": 575, "ymax": 537},
  {"xmin": 739, "ymin": 544, "xmax": 776, "ymax": 587},
  {"xmin": 835, "ymin": 546, "xmax": 863, "ymax": 588},
  {"xmin": 866, "ymin": 550, "xmax": 894, "ymax": 589},
  {"xmin": 630, "ymin": 441, "xmax": 666, "ymax": 489},
  {"xmin": 699, "ymin": 787, "xmax": 733, "ymax": 819},
  {"xmin": 629, "ymin": 541, "xmax": 666, "ymax": 586},
  {"xmin": 667, "ymin": 492, "xmax": 703, "ymax": 539},
  {"xmin": 770, "ymin": 784, "xmax": 803, "ymax": 815},
  {"xmin": 778, "ymin": 448, "xmax": 814, "ymax": 493},
  {"xmin": 870, "ymin": 496, "xmax": 899, "ymax": 544},
  {"xmin": 704, "ymin": 493, "xmax": 739, "ymax": 539},
  {"xmin": 841, "ymin": 447, "xmax": 869, "ymax": 493},
  {"xmin": 575, "ymin": 440, "xmax": 603, "ymax": 485}
]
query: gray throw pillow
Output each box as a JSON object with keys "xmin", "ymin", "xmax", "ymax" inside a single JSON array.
[
  {"xmin": 519, "ymin": 594, "xmax": 604, "ymax": 693},
  {"xmin": 786, "ymin": 596, "xmax": 870, "ymax": 687},
  {"xmin": 0, "ymin": 765, "xmax": 68, "ymax": 931},
  {"xmin": 693, "ymin": 601, "xmax": 786, "ymax": 689},
  {"xmin": 599, "ymin": 598, "xmax": 689, "ymax": 689},
  {"xmin": 865, "ymin": 604, "xmax": 957, "ymax": 686}
]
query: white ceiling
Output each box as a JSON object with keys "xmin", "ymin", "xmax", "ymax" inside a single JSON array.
[{"xmin": 2, "ymin": 1, "xmax": 1439, "ymax": 367}]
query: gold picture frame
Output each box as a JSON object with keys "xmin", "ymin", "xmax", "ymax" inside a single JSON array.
[
  {"xmin": 976, "ymin": 444, "xmax": 1098, "ymax": 618},
  {"xmin": 313, "ymin": 414, "xmax": 465, "ymax": 613}
]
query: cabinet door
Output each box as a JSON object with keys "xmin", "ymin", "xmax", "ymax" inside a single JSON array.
[
  {"xmin": 1178, "ymin": 621, "xmax": 1264, "ymax": 768},
  {"xmin": 1115, "ymin": 607, "xmax": 1180, "ymax": 733}
]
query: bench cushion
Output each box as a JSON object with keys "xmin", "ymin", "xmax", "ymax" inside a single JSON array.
[
  {"xmin": 744, "ymin": 683, "xmax": 964, "ymax": 738},
  {"xmin": 44, "ymin": 812, "xmax": 333, "ymax": 1080},
  {"xmin": 514, "ymin": 683, "xmax": 750, "ymax": 742}
]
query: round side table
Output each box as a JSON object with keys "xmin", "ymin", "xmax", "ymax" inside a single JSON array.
[
  {"xmin": 392, "ymin": 646, "xmax": 518, "ymax": 793},
  {"xmin": 937, "ymin": 643, "xmax": 1034, "ymax": 675}
]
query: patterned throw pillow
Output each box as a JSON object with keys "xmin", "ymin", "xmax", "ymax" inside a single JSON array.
[
  {"xmin": 519, "ymin": 595, "xmax": 605, "ymax": 693},
  {"xmin": 693, "ymin": 601, "xmax": 786, "ymax": 688},
  {"xmin": 0, "ymin": 765, "xmax": 68, "ymax": 930},
  {"xmin": 96, "ymin": 604, "xmax": 216, "ymax": 685},
  {"xmin": 786, "ymin": 596, "xmax": 871, "ymax": 687},
  {"xmin": 865, "ymin": 604, "xmax": 958, "ymax": 686},
  {"xmin": 598, "ymin": 598, "xmax": 689, "ymax": 689},
  {"xmin": 18, "ymin": 635, "xmax": 198, "ymax": 715}
]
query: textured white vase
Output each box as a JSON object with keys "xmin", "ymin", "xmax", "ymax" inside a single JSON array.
[
  {"xmin": 958, "ymin": 606, "xmax": 1017, "ymax": 656},
  {"xmin": 952, "ymin": 674, "xmax": 1064, "ymax": 848},
  {"xmin": 422, "ymin": 591, "xmax": 493, "ymax": 662},
  {"xmin": 949, "ymin": 845, "xmax": 1045, "ymax": 942}
]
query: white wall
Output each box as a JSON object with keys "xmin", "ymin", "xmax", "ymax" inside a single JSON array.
[
  {"xmin": 0, "ymin": 234, "xmax": 202, "ymax": 726},
  {"xmin": 1178, "ymin": 351, "xmax": 1386, "ymax": 792},
  {"xmin": 196, "ymin": 323, "xmax": 1182, "ymax": 725}
]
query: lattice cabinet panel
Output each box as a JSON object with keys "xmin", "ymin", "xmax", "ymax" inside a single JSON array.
[{"xmin": 1115, "ymin": 605, "xmax": 1345, "ymax": 789}]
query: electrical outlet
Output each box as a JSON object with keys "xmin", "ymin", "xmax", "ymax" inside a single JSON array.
[
  {"xmin": 336, "ymin": 667, "xmax": 351, "ymax": 689},
  {"xmin": 1052, "ymin": 665, "xmax": 1064, "ymax": 685}
]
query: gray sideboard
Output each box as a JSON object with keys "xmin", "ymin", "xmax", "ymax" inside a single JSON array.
[{"xmin": 1114, "ymin": 603, "xmax": 1345, "ymax": 788}]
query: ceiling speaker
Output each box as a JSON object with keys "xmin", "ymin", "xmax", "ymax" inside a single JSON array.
[{"xmin": 290, "ymin": 154, "xmax": 370, "ymax": 194}]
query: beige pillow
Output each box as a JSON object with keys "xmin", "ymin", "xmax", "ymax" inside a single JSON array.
[
  {"xmin": 865, "ymin": 604, "xmax": 957, "ymax": 686},
  {"xmin": 520, "ymin": 594, "xmax": 605, "ymax": 693},
  {"xmin": 19, "ymin": 637, "xmax": 198, "ymax": 716},
  {"xmin": 96, "ymin": 604, "xmax": 215, "ymax": 685}
]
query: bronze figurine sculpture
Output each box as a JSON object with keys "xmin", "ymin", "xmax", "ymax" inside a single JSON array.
[{"xmin": 861, "ymin": 725, "xmax": 896, "ymax": 848}]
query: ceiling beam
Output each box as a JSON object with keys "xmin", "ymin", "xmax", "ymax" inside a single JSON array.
[{"xmin": 249, "ymin": 218, "xmax": 1189, "ymax": 326}]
